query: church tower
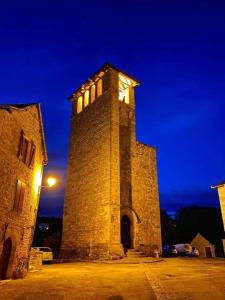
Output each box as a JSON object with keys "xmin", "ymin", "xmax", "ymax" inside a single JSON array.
[{"xmin": 61, "ymin": 63, "xmax": 161, "ymax": 259}]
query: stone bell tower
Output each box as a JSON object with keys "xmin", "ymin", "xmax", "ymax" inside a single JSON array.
[{"xmin": 61, "ymin": 63, "xmax": 161, "ymax": 259}]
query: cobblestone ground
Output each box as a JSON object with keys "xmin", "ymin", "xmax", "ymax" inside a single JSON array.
[{"xmin": 0, "ymin": 262, "xmax": 157, "ymax": 300}]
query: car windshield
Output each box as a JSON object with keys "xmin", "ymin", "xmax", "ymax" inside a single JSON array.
[{"xmin": 40, "ymin": 248, "xmax": 51, "ymax": 252}]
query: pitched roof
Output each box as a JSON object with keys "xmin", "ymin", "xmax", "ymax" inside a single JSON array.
[
  {"xmin": 191, "ymin": 233, "xmax": 214, "ymax": 246},
  {"xmin": 69, "ymin": 62, "xmax": 140, "ymax": 100},
  {"xmin": 0, "ymin": 103, "xmax": 48, "ymax": 164},
  {"xmin": 211, "ymin": 180, "xmax": 225, "ymax": 189}
]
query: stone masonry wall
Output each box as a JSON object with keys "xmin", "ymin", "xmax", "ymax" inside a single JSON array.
[
  {"xmin": 108, "ymin": 69, "xmax": 124, "ymax": 257},
  {"xmin": 0, "ymin": 105, "xmax": 46, "ymax": 278},
  {"xmin": 61, "ymin": 64, "xmax": 162, "ymax": 259},
  {"xmin": 61, "ymin": 69, "xmax": 123, "ymax": 259},
  {"xmin": 132, "ymin": 142, "xmax": 162, "ymax": 255},
  {"xmin": 218, "ymin": 186, "xmax": 225, "ymax": 231}
]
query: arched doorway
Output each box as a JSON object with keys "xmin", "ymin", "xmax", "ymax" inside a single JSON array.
[
  {"xmin": 121, "ymin": 215, "xmax": 131, "ymax": 250},
  {"xmin": 0, "ymin": 237, "xmax": 12, "ymax": 279}
]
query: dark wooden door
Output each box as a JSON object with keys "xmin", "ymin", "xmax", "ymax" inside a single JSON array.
[
  {"xmin": 121, "ymin": 215, "xmax": 131, "ymax": 249},
  {"xmin": 0, "ymin": 238, "xmax": 12, "ymax": 279},
  {"xmin": 205, "ymin": 247, "xmax": 212, "ymax": 258}
]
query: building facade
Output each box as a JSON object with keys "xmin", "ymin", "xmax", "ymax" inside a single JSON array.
[
  {"xmin": 212, "ymin": 181, "xmax": 225, "ymax": 254},
  {"xmin": 61, "ymin": 64, "xmax": 161, "ymax": 259},
  {"xmin": 0, "ymin": 104, "xmax": 47, "ymax": 279},
  {"xmin": 191, "ymin": 233, "xmax": 215, "ymax": 258}
]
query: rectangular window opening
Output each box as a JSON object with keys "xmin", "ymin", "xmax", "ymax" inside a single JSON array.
[
  {"xmin": 77, "ymin": 96, "xmax": 83, "ymax": 114},
  {"xmin": 18, "ymin": 131, "xmax": 32, "ymax": 165},
  {"xmin": 84, "ymin": 90, "xmax": 89, "ymax": 108},
  {"xmin": 90, "ymin": 85, "xmax": 96, "ymax": 103},
  {"xmin": 119, "ymin": 74, "xmax": 132, "ymax": 104},
  {"xmin": 14, "ymin": 180, "xmax": 26, "ymax": 212},
  {"xmin": 97, "ymin": 79, "xmax": 102, "ymax": 97}
]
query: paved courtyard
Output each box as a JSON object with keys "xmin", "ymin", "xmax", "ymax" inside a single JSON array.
[
  {"xmin": 0, "ymin": 258, "xmax": 225, "ymax": 300},
  {"xmin": 145, "ymin": 258, "xmax": 225, "ymax": 300},
  {"xmin": 0, "ymin": 262, "xmax": 156, "ymax": 300}
]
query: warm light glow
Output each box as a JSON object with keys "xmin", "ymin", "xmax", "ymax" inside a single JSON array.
[
  {"xmin": 47, "ymin": 177, "xmax": 56, "ymax": 187},
  {"xmin": 90, "ymin": 85, "xmax": 96, "ymax": 103},
  {"xmin": 97, "ymin": 79, "xmax": 102, "ymax": 97},
  {"xmin": 77, "ymin": 96, "xmax": 83, "ymax": 114},
  {"xmin": 119, "ymin": 73, "xmax": 131, "ymax": 104},
  {"xmin": 34, "ymin": 169, "xmax": 42, "ymax": 194},
  {"xmin": 84, "ymin": 90, "xmax": 89, "ymax": 107}
]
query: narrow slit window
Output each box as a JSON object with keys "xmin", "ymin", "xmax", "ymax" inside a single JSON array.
[
  {"xmin": 77, "ymin": 96, "xmax": 83, "ymax": 114},
  {"xmin": 84, "ymin": 90, "xmax": 89, "ymax": 108},
  {"xmin": 90, "ymin": 85, "xmax": 96, "ymax": 103},
  {"xmin": 97, "ymin": 79, "xmax": 102, "ymax": 97}
]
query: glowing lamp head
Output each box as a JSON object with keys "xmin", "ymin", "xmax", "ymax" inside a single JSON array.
[{"xmin": 47, "ymin": 177, "xmax": 56, "ymax": 187}]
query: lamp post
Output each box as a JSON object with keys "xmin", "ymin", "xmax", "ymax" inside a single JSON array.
[{"xmin": 29, "ymin": 176, "xmax": 57, "ymax": 260}]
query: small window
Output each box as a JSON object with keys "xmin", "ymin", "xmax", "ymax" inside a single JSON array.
[
  {"xmin": 18, "ymin": 131, "xmax": 36, "ymax": 168},
  {"xmin": 119, "ymin": 74, "xmax": 131, "ymax": 104},
  {"xmin": 90, "ymin": 85, "xmax": 96, "ymax": 103},
  {"xmin": 18, "ymin": 131, "xmax": 29, "ymax": 164},
  {"xmin": 97, "ymin": 79, "xmax": 102, "ymax": 97},
  {"xmin": 77, "ymin": 96, "xmax": 83, "ymax": 114},
  {"xmin": 14, "ymin": 180, "xmax": 26, "ymax": 211},
  {"xmin": 84, "ymin": 90, "xmax": 89, "ymax": 108}
]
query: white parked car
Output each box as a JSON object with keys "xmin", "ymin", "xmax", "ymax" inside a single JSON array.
[
  {"xmin": 32, "ymin": 247, "xmax": 53, "ymax": 262},
  {"xmin": 174, "ymin": 243, "xmax": 193, "ymax": 256}
]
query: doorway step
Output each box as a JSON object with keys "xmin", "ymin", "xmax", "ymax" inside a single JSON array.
[{"xmin": 126, "ymin": 249, "xmax": 146, "ymax": 259}]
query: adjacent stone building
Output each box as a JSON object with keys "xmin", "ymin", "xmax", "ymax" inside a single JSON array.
[
  {"xmin": 0, "ymin": 104, "xmax": 47, "ymax": 279},
  {"xmin": 191, "ymin": 233, "xmax": 215, "ymax": 258},
  {"xmin": 61, "ymin": 63, "xmax": 162, "ymax": 259}
]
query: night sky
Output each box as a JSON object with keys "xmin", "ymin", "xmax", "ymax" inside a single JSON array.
[{"xmin": 0, "ymin": 1, "xmax": 224, "ymax": 217}]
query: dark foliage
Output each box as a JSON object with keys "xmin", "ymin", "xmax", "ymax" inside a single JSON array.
[
  {"xmin": 160, "ymin": 210, "xmax": 177, "ymax": 245},
  {"xmin": 161, "ymin": 206, "xmax": 224, "ymax": 256},
  {"xmin": 33, "ymin": 217, "xmax": 62, "ymax": 258}
]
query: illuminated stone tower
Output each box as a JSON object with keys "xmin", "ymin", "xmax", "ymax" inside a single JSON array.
[{"xmin": 61, "ymin": 63, "xmax": 161, "ymax": 259}]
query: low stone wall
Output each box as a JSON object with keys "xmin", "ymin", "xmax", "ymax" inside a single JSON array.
[
  {"xmin": 28, "ymin": 249, "xmax": 42, "ymax": 272},
  {"xmin": 139, "ymin": 244, "xmax": 161, "ymax": 257}
]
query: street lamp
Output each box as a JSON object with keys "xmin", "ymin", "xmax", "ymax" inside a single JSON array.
[
  {"xmin": 42, "ymin": 176, "xmax": 57, "ymax": 188},
  {"xmin": 30, "ymin": 174, "xmax": 57, "ymax": 254},
  {"xmin": 46, "ymin": 177, "xmax": 56, "ymax": 187}
]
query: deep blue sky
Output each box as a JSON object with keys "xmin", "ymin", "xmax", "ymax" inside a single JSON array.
[{"xmin": 0, "ymin": 0, "xmax": 224, "ymax": 217}]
